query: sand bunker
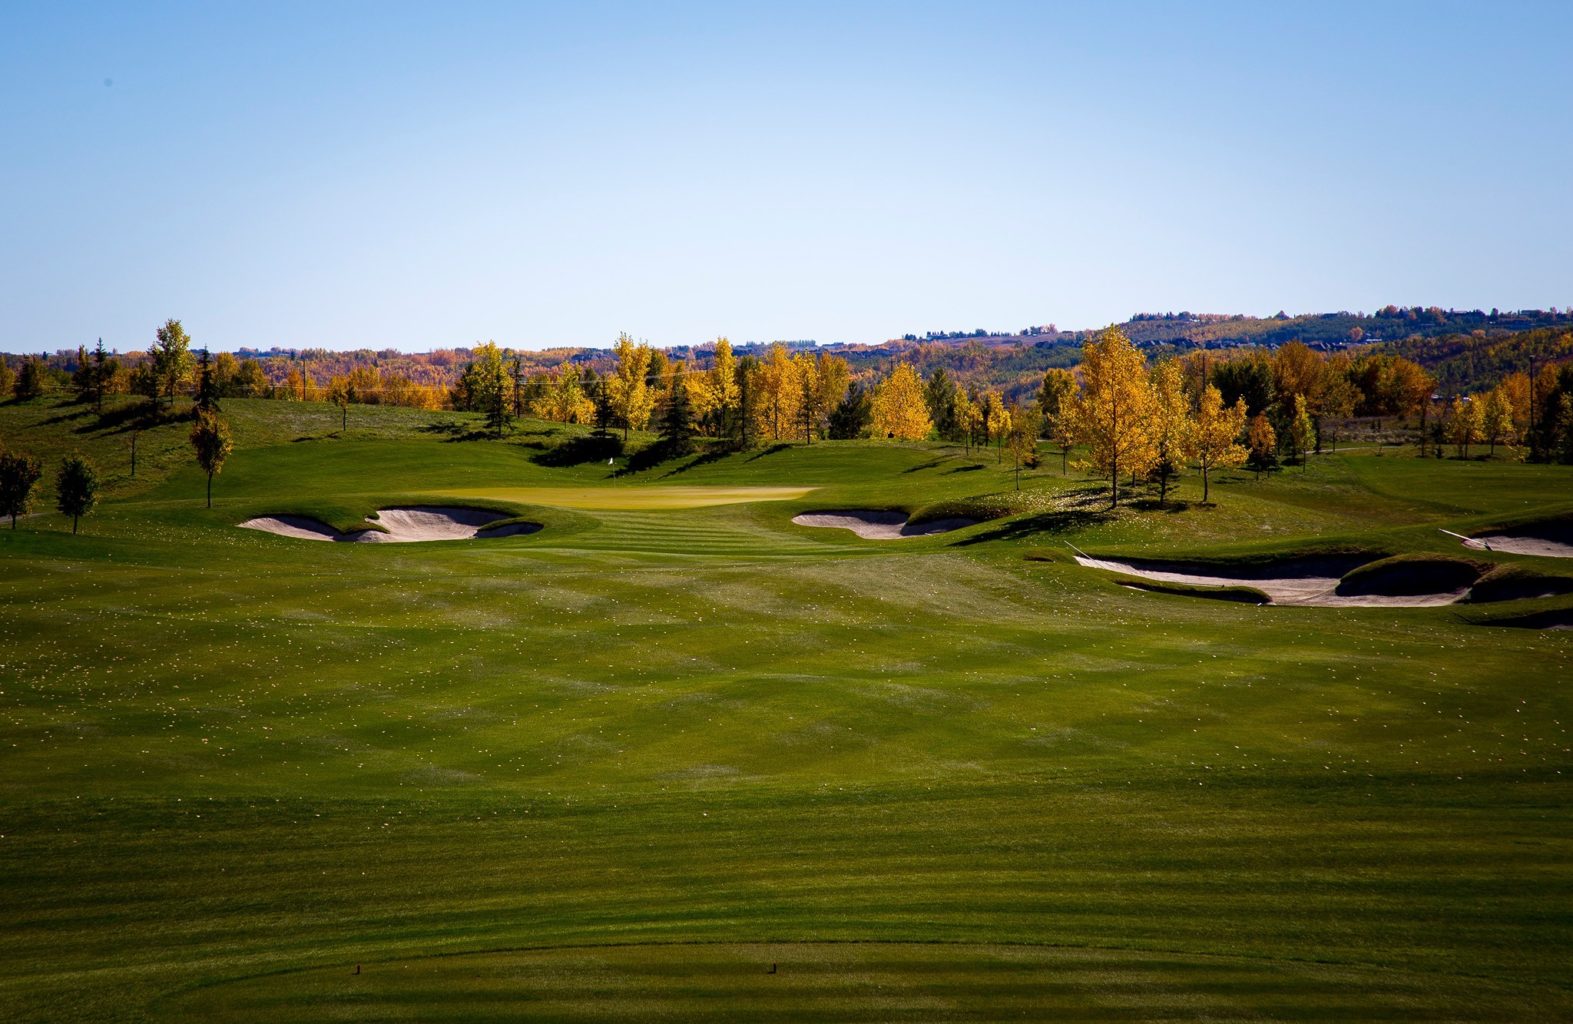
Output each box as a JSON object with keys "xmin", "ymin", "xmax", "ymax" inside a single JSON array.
[
  {"xmin": 239, "ymin": 506, "xmax": 539, "ymax": 543},
  {"xmin": 1072, "ymin": 551, "xmax": 1469, "ymax": 607},
  {"xmin": 1444, "ymin": 528, "xmax": 1573, "ymax": 559},
  {"xmin": 792, "ymin": 510, "xmax": 978, "ymax": 540}
]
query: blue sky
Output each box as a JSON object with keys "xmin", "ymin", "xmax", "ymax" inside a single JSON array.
[{"xmin": 3, "ymin": 1, "xmax": 1571, "ymax": 353}]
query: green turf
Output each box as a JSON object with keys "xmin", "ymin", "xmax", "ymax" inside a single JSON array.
[{"xmin": 2, "ymin": 394, "xmax": 1572, "ymax": 1022}]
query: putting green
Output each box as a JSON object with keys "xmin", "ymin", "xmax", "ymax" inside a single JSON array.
[
  {"xmin": 153, "ymin": 942, "xmax": 1568, "ymax": 1022},
  {"xmin": 436, "ymin": 485, "xmax": 818, "ymax": 510}
]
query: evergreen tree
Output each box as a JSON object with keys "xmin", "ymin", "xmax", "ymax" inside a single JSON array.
[
  {"xmin": 828, "ymin": 381, "xmax": 873, "ymax": 440},
  {"xmin": 92, "ymin": 339, "xmax": 113, "ymax": 413},
  {"xmin": 16, "ymin": 357, "xmax": 46, "ymax": 400},
  {"xmin": 55, "ymin": 455, "xmax": 100, "ymax": 534},
  {"xmin": 658, "ymin": 377, "xmax": 696, "ymax": 455},
  {"xmin": 193, "ymin": 347, "xmax": 220, "ymax": 413},
  {"xmin": 923, "ymin": 368, "xmax": 959, "ymax": 440},
  {"xmin": 71, "ymin": 345, "xmax": 96, "ymax": 403}
]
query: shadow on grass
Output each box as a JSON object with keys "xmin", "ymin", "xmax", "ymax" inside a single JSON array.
[
  {"xmin": 1129, "ymin": 498, "xmax": 1196, "ymax": 514},
  {"xmin": 661, "ymin": 443, "xmax": 738, "ymax": 478},
  {"xmin": 531, "ymin": 433, "xmax": 623, "ymax": 467},
  {"xmin": 901, "ymin": 457, "xmax": 947, "ymax": 474},
  {"xmin": 952, "ymin": 507, "xmax": 1116, "ymax": 545},
  {"xmin": 746, "ymin": 442, "xmax": 792, "ymax": 462},
  {"xmin": 945, "ymin": 463, "xmax": 985, "ymax": 474},
  {"xmin": 77, "ymin": 402, "xmax": 188, "ymax": 435}
]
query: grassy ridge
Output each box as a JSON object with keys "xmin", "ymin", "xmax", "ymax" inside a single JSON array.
[{"xmin": 2, "ymin": 395, "xmax": 1573, "ymax": 1021}]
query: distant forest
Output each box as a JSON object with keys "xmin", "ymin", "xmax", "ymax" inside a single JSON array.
[{"xmin": 5, "ymin": 306, "xmax": 1571, "ymax": 409}]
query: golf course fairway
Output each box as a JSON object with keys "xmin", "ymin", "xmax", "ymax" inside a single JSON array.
[{"xmin": 2, "ymin": 397, "xmax": 1571, "ymax": 1022}]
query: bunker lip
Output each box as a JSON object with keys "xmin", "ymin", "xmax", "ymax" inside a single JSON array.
[
  {"xmin": 1444, "ymin": 525, "xmax": 1573, "ymax": 559},
  {"xmin": 1072, "ymin": 550, "xmax": 1470, "ymax": 607},
  {"xmin": 792, "ymin": 509, "xmax": 980, "ymax": 540},
  {"xmin": 239, "ymin": 506, "xmax": 540, "ymax": 543}
]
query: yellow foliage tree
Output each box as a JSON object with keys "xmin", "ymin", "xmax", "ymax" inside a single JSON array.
[
  {"xmin": 1194, "ymin": 384, "xmax": 1248, "ymax": 503},
  {"xmin": 984, "ymin": 392, "xmax": 1011, "ymax": 463},
  {"xmin": 1149, "ymin": 360, "xmax": 1197, "ymax": 506},
  {"xmin": 870, "ymin": 363, "xmax": 932, "ymax": 441},
  {"xmin": 753, "ymin": 343, "xmax": 802, "ymax": 441},
  {"xmin": 689, "ymin": 338, "xmax": 740, "ymax": 436},
  {"xmin": 1068, "ymin": 327, "xmax": 1157, "ymax": 506},
  {"xmin": 1448, "ymin": 397, "xmax": 1481, "ymax": 459},
  {"xmin": 609, "ymin": 333, "xmax": 654, "ymax": 440}
]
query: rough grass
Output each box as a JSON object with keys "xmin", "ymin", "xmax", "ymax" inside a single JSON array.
[{"xmin": 2, "ymin": 396, "xmax": 1573, "ymax": 1021}]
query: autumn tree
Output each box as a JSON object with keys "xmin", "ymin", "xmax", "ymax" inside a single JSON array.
[
  {"xmin": 328, "ymin": 376, "xmax": 353, "ymax": 432},
  {"xmin": 1068, "ymin": 327, "xmax": 1157, "ymax": 506},
  {"xmin": 870, "ymin": 363, "xmax": 932, "ymax": 441},
  {"xmin": 0, "ymin": 358, "xmax": 14, "ymax": 399},
  {"xmin": 1288, "ymin": 394, "xmax": 1315, "ymax": 470},
  {"xmin": 1448, "ymin": 397, "xmax": 1480, "ymax": 458},
  {"xmin": 55, "ymin": 455, "xmax": 100, "ymax": 534},
  {"xmin": 792, "ymin": 352, "xmax": 821, "ymax": 443},
  {"xmin": 953, "ymin": 391, "xmax": 981, "ymax": 453},
  {"xmin": 1247, "ymin": 412, "xmax": 1277, "ymax": 479},
  {"xmin": 1318, "ymin": 354, "xmax": 1359, "ymax": 452},
  {"xmin": 809, "ymin": 352, "xmax": 850, "ymax": 440},
  {"xmin": 1481, "ymin": 387, "xmax": 1515, "ymax": 456},
  {"xmin": 1036, "ymin": 368, "xmax": 1076, "ymax": 471},
  {"xmin": 984, "ymin": 392, "xmax": 1011, "ymax": 463},
  {"xmin": 212, "ymin": 351, "xmax": 239, "ymax": 397},
  {"xmin": 1149, "ymin": 360, "xmax": 1197, "ymax": 506},
  {"xmin": 1005, "ymin": 405, "xmax": 1041, "ymax": 490},
  {"xmin": 1193, "ymin": 385, "xmax": 1248, "ymax": 503},
  {"xmin": 151, "ymin": 319, "xmax": 194, "ymax": 406},
  {"xmin": 189, "ymin": 409, "xmax": 234, "ymax": 508},
  {"xmin": 689, "ymin": 338, "xmax": 741, "ymax": 438},
  {"xmin": 610, "ymin": 334, "xmax": 655, "ymax": 441},
  {"xmin": 0, "ymin": 450, "xmax": 44, "ymax": 528},
  {"xmin": 752, "ymin": 343, "xmax": 802, "ymax": 441}
]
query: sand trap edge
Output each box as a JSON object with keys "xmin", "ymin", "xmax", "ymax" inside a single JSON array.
[{"xmin": 792, "ymin": 510, "xmax": 980, "ymax": 540}]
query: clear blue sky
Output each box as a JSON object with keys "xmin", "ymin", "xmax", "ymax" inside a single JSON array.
[{"xmin": 4, "ymin": 1, "xmax": 1571, "ymax": 353}]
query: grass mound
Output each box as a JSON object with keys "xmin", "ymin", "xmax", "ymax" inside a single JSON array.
[
  {"xmin": 1466, "ymin": 564, "xmax": 1573, "ymax": 603},
  {"xmin": 1117, "ymin": 578, "xmax": 1270, "ymax": 604},
  {"xmin": 1336, "ymin": 553, "xmax": 1488, "ymax": 597}
]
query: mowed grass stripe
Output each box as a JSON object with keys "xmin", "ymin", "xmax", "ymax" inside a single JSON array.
[
  {"xmin": 152, "ymin": 943, "xmax": 1571, "ymax": 1022},
  {"xmin": 437, "ymin": 485, "xmax": 819, "ymax": 510}
]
